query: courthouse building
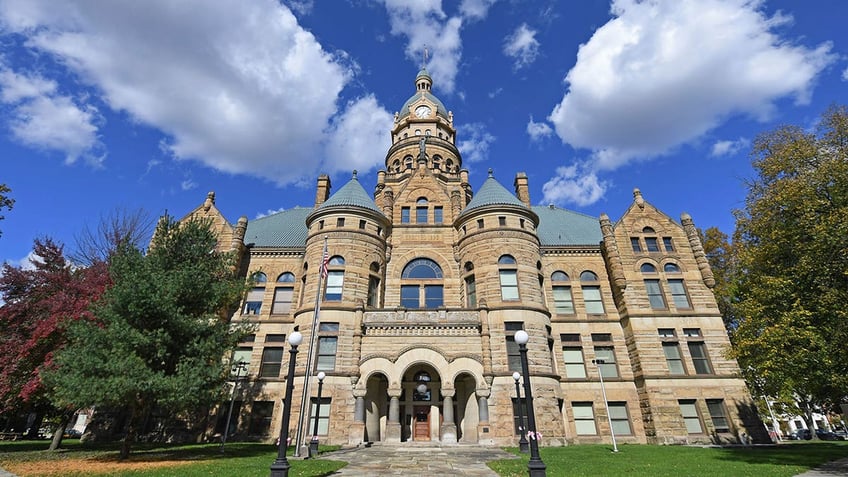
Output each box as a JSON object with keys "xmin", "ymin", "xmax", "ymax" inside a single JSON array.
[{"xmin": 182, "ymin": 68, "xmax": 763, "ymax": 446}]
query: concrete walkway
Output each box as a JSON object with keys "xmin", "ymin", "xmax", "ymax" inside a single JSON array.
[
  {"xmin": 793, "ymin": 457, "xmax": 848, "ymax": 476},
  {"xmin": 321, "ymin": 443, "xmax": 516, "ymax": 476}
]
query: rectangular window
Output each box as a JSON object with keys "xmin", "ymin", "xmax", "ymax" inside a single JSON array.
[
  {"xmin": 325, "ymin": 271, "xmax": 344, "ymax": 301},
  {"xmin": 663, "ymin": 342, "xmax": 686, "ymax": 375},
  {"xmin": 231, "ymin": 347, "xmax": 252, "ymax": 376},
  {"xmin": 706, "ymin": 399, "xmax": 730, "ymax": 432},
  {"xmin": 272, "ymin": 286, "xmax": 293, "ymax": 314},
  {"xmin": 572, "ymin": 402, "xmax": 597, "ymax": 435},
  {"xmin": 658, "ymin": 328, "xmax": 675, "ymax": 338},
  {"xmin": 465, "ymin": 276, "xmax": 477, "ymax": 308},
  {"xmin": 243, "ymin": 287, "xmax": 264, "ymax": 315},
  {"xmin": 582, "ymin": 286, "xmax": 604, "ymax": 314},
  {"xmin": 434, "ymin": 206, "xmax": 443, "ymax": 224},
  {"xmin": 477, "ymin": 218, "xmax": 484, "ymax": 229},
  {"xmin": 645, "ymin": 237, "xmax": 660, "ymax": 252},
  {"xmin": 505, "ymin": 322, "xmax": 524, "ymax": 372},
  {"xmin": 679, "ymin": 400, "xmax": 703, "ymax": 434},
  {"xmin": 498, "ymin": 216, "xmax": 507, "ymax": 226},
  {"xmin": 688, "ymin": 342, "xmax": 712, "ymax": 374},
  {"xmin": 416, "ymin": 206, "xmax": 428, "ymax": 223},
  {"xmin": 499, "ymin": 270, "xmax": 519, "ymax": 301},
  {"xmin": 683, "ymin": 328, "xmax": 702, "ymax": 337},
  {"xmin": 367, "ymin": 276, "xmax": 380, "ymax": 307},
  {"xmin": 645, "ymin": 279, "xmax": 666, "ymax": 309},
  {"xmin": 316, "ymin": 323, "xmax": 338, "ymax": 371},
  {"xmin": 359, "ymin": 219, "xmax": 366, "ymax": 230},
  {"xmin": 259, "ymin": 347, "xmax": 283, "ymax": 378},
  {"xmin": 608, "ymin": 402, "xmax": 632, "ymax": 435},
  {"xmin": 401, "ymin": 285, "xmax": 419, "ymax": 308},
  {"xmin": 630, "ymin": 237, "xmax": 642, "ymax": 252},
  {"xmin": 563, "ymin": 347, "xmax": 587, "ymax": 379},
  {"xmin": 662, "ymin": 237, "xmax": 674, "ymax": 252},
  {"xmin": 512, "ymin": 398, "xmax": 524, "ymax": 435},
  {"xmin": 401, "ymin": 207, "xmax": 410, "ymax": 223},
  {"xmin": 553, "ymin": 285, "xmax": 575, "ymax": 314},
  {"xmin": 308, "ymin": 397, "xmax": 331, "ymax": 436},
  {"xmin": 424, "ymin": 285, "xmax": 443, "ymax": 308},
  {"xmin": 318, "ymin": 220, "xmax": 324, "ymax": 230},
  {"xmin": 336, "ymin": 218, "xmax": 345, "ymax": 227},
  {"xmin": 593, "ymin": 346, "xmax": 618, "ymax": 378},
  {"xmin": 248, "ymin": 401, "xmax": 274, "ymax": 436},
  {"xmin": 265, "ymin": 333, "xmax": 286, "ymax": 343},
  {"xmin": 668, "ymin": 279, "xmax": 691, "ymax": 309}
]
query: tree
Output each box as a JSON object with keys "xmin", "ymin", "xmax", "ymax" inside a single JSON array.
[
  {"xmin": 0, "ymin": 184, "xmax": 13, "ymax": 237},
  {"xmin": 44, "ymin": 217, "xmax": 247, "ymax": 459},
  {"xmin": 730, "ymin": 105, "xmax": 848, "ymax": 428},
  {"xmin": 0, "ymin": 239, "xmax": 110, "ymax": 447},
  {"xmin": 699, "ymin": 226, "xmax": 740, "ymax": 330},
  {"xmin": 71, "ymin": 208, "xmax": 154, "ymax": 267}
]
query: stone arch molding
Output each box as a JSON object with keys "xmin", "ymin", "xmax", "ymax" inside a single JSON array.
[{"xmin": 357, "ymin": 347, "xmax": 486, "ymax": 392}]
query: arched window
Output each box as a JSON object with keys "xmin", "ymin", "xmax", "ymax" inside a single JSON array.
[
  {"xmin": 367, "ymin": 262, "xmax": 381, "ymax": 308},
  {"xmin": 404, "ymin": 155, "xmax": 413, "ymax": 170},
  {"xmin": 272, "ymin": 272, "xmax": 296, "ymax": 314},
  {"xmin": 433, "ymin": 154, "xmax": 442, "ymax": 170},
  {"xmin": 416, "ymin": 197, "xmax": 428, "ymax": 223},
  {"xmin": 664, "ymin": 263, "xmax": 681, "ymax": 273},
  {"xmin": 445, "ymin": 158, "xmax": 454, "ymax": 171},
  {"xmin": 244, "ymin": 272, "xmax": 267, "ymax": 315},
  {"xmin": 324, "ymin": 256, "xmax": 345, "ymax": 301},
  {"xmin": 640, "ymin": 263, "xmax": 657, "ymax": 273},
  {"xmin": 642, "ymin": 227, "xmax": 659, "ymax": 252},
  {"xmin": 663, "ymin": 262, "xmax": 690, "ymax": 309},
  {"xmin": 580, "ymin": 270, "xmax": 604, "ymax": 314},
  {"xmin": 551, "ymin": 271, "xmax": 574, "ymax": 314},
  {"xmin": 392, "ymin": 159, "xmax": 401, "ymax": 173},
  {"xmin": 499, "ymin": 255, "xmax": 519, "ymax": 301},
  {"xmin": 401, "ymin": 258, "xmax": 443, "ymax": 309},
  {"xmin": 464, "ymin": 261, "xmax": 476, "ymax": 308},
  {"xmin": 642, "ymin": 227, "xmax": 656, "ymax": 233}
]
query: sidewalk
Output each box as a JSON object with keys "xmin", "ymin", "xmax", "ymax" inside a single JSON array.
[
  {"xmin": 321, "ymin": 443, "xmax": 516, "ymax": 476},
  {"xmin": 793, "ymin": 457, "xmax": 848, "ymax": 476}
]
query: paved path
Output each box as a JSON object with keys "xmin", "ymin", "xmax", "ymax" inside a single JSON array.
[
  {"xmin": 321, "ymin": 444, "xmax": 516, "ymax": 476},
  {"xmin": 793, "ymin": 457, "xmax": 848, "ymax": 476}
]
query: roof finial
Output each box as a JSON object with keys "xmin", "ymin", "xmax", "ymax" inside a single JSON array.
[
  {"xmin": 352, "ymin": 170, "xmax": 358, "ymax": 180},
  {"xmin": 422, "ymin": 45, "xmax": 429, "ymax": 68},
  {"xmin": 488, "ymin": 168, "xmax": 494, "ymax": 177}
]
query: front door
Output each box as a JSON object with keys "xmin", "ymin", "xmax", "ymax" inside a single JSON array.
[{"xmin": 414, "ymin": 406, "xmax": 430, "ymax": 441}]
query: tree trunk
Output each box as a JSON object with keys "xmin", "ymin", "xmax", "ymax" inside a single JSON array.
[
  {"xmin": 48, "ymin": 413, "xmax": 72, "ymax": 451},
  {"xmin": 120, "ymin": 403, "xmax": 142, "ymax": 460}
]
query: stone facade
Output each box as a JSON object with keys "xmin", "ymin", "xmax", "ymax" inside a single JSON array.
[{"xmin": 178, "ymin": 68, "xmax": 765, "ymax": 449}]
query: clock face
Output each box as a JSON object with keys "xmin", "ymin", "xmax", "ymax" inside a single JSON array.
[{"xmin": 415, "ymin": 105, "xmax": 431, "ymax": 118}]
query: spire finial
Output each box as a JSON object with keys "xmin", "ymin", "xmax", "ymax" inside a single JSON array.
[
  {"xmin": 488, "ymin": 168, "xmax": 494, "ymax": 177},
  {"xmin": 352, "ymin": 170, "xmax": 358, "ymax": 179},
  {"xmin": 422, "ymin": 45, "xmax": 429, "ymax": 68}
]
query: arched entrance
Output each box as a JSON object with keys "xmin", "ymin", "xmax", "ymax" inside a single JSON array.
[
  {"xmin": 454, "ymin": 372, "xmax": 479, "ymax": 443},
  {"xmin": 400, "ymin": 364, "xmax": 441, "ymax": 442},
  {"xmin": 364, "ymin": 373, "xmax": 388, "ymax": 442}
]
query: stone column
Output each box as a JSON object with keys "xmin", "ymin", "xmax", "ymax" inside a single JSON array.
[
  {"xmin": 441, "ymin": 390, "xmax": 457, "ymax": 443},
  {"xmin": 349, "ymin": 389, "xmax": 366, "ymax": 446},
  {"xmin": 385, "ymin": 389, "xmax": 402, "ymax": 443},
  {"xmin": 477, "ymin": 389, "xmax": 493, "ymax": 445}
]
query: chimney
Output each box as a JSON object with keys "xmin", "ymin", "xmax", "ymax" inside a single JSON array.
[
  {"xmin": 315, "ymin": 174, "xmax": 332, "ymax": 207},
  {"xmin": 514, "ymin": 172, "xmax": 530, "ymax": 206}
]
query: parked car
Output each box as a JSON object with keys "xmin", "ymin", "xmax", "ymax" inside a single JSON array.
[
  {"xmin": 63, "ymin": 429, "xmax": 82, "ymax": 438},
  {"xmin": 816, "ymin": 429, "xmax": 846, "ymax": 441},
  {"xmin": 788, "ymin": 428, "xmax": 812, "ymax": 440}
]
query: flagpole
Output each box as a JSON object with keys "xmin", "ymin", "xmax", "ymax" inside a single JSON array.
[{"xmin": 294, "ymin": 236, "xmax": 328, "ymax": 457}]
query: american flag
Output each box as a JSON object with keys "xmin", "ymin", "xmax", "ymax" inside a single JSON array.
[{"xmin": 320, "ymin": 242, "xmax": 329, "ymax": 279}]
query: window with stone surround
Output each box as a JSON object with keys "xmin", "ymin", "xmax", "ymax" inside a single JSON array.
[
  {"xmin": 309, "ymin": 397, "xmax": 332, "ymax": 436},
  {"xmin": 272, "ymin": 272, "xmax": 295, "ymax": 314},
  {"xmin": 561, "ymin": 333, "xmax": 586, "ymax": 379},
  {"xmin": 367, "ymin": 262, "xmax": 381, "ymax": 308},
  {"xmin": 243, "ymin": 272, "xmax": 267, "ymax": 315},
  {"xmin": 248, "ymin": 401, "xmax": 274, "ymax": 436},
  {"xmin": 499, "ymin": 255, "xmax": 519, "ymax": 301},
  {"xmin": 608, "ymin": 402, "xmax": 632, "ymax": 435},
  {"xmin": 259, "ymin": 334, "xmax": 285, "ymax": 378},
  {"xmin": 505, "ymin": 321, "xmax": 524, "ymax": 372},
  {"xmin": 679, "ymin": 399, "xmax": 704, "ymax": 434},
  {"xmin": 580, "ymin": 271, "xmax": 604, "ymax": 314},
  {"xmin": 401, "ymin": 258, "xmax": 443, "ymax": 309},
  {"xmin": 706, "ymin": 399, "xmax": 730, "ymax": 432},
  {"xmin": 401, "ymin": 207, "xmax": 410, "ymax": 223},
  {"xmin": 316, "ymin": 322, "xmax": 339, "ymax": 371},
  {"xmin": 572, "ymin": 402, "xmax": 598, "ymax": 435},
  {"xmin": 464, "ymin": 262, "xmax": 477, "ymax": 308},
  {"xmin": 324, "ymin": 256, "xmax": 345, "ymax": 301},
  {"xmin": 591, "ymin": 333, "xmax": 618, "ymax": 378},
  {"xmin": 551, "ymin": 271, "xmax": 574, "ymax": 314},
  {"xmin": 416, "ymin": 197, "xmax": 428, "ymax": 223}
]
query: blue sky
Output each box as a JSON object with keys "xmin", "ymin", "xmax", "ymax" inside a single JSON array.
[{"xmin": 1, "ymin": 0, "xmax": 846, "ymax": 267}]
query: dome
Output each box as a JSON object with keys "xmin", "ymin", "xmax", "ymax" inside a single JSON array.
[{"xmin": 398, "ymin": 67, "xmax": 449, "ymax": 119}]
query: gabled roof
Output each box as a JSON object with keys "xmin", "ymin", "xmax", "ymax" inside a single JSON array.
[
  {"xmin": 243, "ymin": 207, "xmax": 311, "ymax": 248},
  {"xmin": 533, "ymin": 205, "xmax": 603, "ymax": 246},
  {"xmin": 460, "ymin": 173, "xmax": 528, "ymax": 216},
  {"xmin": 318, "ymin": 174, "xmax": 384, "ymax": 216}
]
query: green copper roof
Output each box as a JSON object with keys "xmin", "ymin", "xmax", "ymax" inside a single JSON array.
[
  {"xmin": 318, "ymin": 173, "xmax": 384, "ymax": 215},
  {"xmin": 460, "ymin": 173, "xmax": 528, "ymax": 216},
  {"xmin": 533, "ymin": 205, "xmax": 602, "ymax": 246},
  {"xmin": 243, "ymin": 207, "xmax": 311, "ymax": 247},
  {"xmin": 416, "ymin": 67, "xmax": 432, "ymax": 81}
]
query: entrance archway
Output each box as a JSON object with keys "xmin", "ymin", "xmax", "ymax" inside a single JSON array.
[
  {"xmin": 454, "ymin": 372, "xmax": 479, "ymax": 442},
  {"xmin": 400, "ymin": 364, "xmax": 441, "ymax": 442},
  {"xmin": 364, "ymin": 373, "xmax": 388, "ymax": 442}
]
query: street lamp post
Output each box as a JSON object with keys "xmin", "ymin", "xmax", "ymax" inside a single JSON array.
[
  {"xmin": 512, "ymin": 372, "xmax": 529, "ymax": 453},
  {"xmin": 270, "ymin": 331, "xmax": 303, "ymax": 477},
  {"xmin": 514, "ymin": 330, "xmax": 547, "ymax": 477},
  {"xmin": 221, "ymin": 361, "xmax": 247, "ymax": 450},
  {"xmin": 309, "ymin": 371, "xmax": 326, "ymax": 457},
  {"xmin": 592, "ymin": 358, "xmax": 618, "ymax": 453}
]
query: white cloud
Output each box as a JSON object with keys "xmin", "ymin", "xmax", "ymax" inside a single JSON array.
[
  {"xmin": 547, "ymin": 0, "xmax": 835, "ymax": 171},
  {"xmin": 710, "ymin": 137, "xmax": 750, "ymax": 157},
  {"xmin": 842, "ymin": 66, "xmax": 848, "ymax": 81},
  {"xmin": 180, "ymin": 179, "xmax": 197, "ymax": 191},
  {"xmin": 503, "ymin": 23, "xmax": 540, "ymax": 70},
  {"xmin": 541, "ymin": 164, "xmax": 607, "ymax": 207},
  {"xmin": 0, "ymin": 0, "xmax": 391, "ymax": 184},
  {"xmin": 324, "ymin": 95, "xmax": 394, "ymax": 174},
  {"xmin": 379, "ymin": 0, "xmax": 496, "ymax": 93},
  {"xmin": 0, "ymin": 68, "xmax": 103, "ymax": 164},
  {"xmin": 256, "ymin": 207, "xmax": 287, "ymax": 219},
  {"xmin": 527, "ymin": 116, "xmax": 553, "ymax": 141},
  {"xmin": 457, "ymin": 123, "xmax": 495, "ymax": 163},
  {"xmin": 285, "ymin": 0, "xmax": 313, "ymax": 16}
]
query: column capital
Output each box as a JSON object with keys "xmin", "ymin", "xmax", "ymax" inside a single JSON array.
[
  {"xmin": 476, "ymin": 388, "xmax": 491, "ymax": 399},
  {"xmin": 441, "ymin": 388, "xmax": 455, "ymax": 398}
]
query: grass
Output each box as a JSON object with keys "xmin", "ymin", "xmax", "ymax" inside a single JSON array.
[
  {"xmin": 488, "ymin": 441, "xmax": 848, "ymax": 477},
  {"xmin": 0, "ymin": 439, "xmax": 346, "ymax": 477}
]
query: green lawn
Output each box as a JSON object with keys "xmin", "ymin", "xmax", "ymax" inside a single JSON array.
[
  {"xmin": 0, "ymin": 440, "xmax": 345, "ymax": 477},
  {"xmin": 488, "ymin": 442, "xmax": 848, "ymax": 477}
]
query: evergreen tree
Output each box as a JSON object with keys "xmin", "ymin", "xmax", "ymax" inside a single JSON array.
[{"xmin": 45, "ymin": 217, "xmax": 248, "ymax": 459}]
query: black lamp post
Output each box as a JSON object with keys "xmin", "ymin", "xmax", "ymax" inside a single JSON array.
[
  {"xmin": 309, "ymin": 371, "xmax": 326, "ymax": 457},
  {"xmin": 270, "ymin": 331, "xmax": 303, "ymax": 477},
  {"xmin": 512, "ymin": 371, "xmax": 529, "ymax": 453},
  {"xmin": 514, "ymin": 330, "xmax": 546, "ymax": 477}
]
